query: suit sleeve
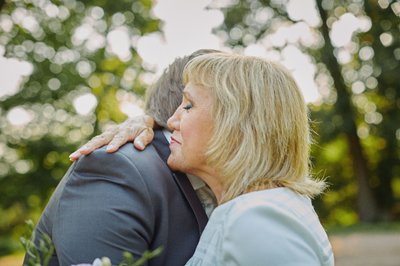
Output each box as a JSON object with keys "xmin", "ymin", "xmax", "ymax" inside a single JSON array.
[
  {"xmin": 220, "ymin": 203, "xmax": 323, "ymax": 266},
  {"xmin": 24, "ymin": 163, "xmax": 76, "ymax": 266},
  {"xmin": 52, "ymin": 148, "xmax": 155, "ymax": 266}
]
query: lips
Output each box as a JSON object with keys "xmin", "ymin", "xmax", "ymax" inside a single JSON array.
[{"xmin": 170, "ymin": 136, "xmax": 181, "ymax": 145}]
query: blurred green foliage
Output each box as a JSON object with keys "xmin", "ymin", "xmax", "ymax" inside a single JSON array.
[
  {"xmin": 216, "ymin": 0, "xmax": 400, "ymax": 225},
  {"xmin": 0, "ymin": 0, "xmax": 399, "ymax": 257},
  {"xmin": 0, "ymin": 0, "xmax": 159, "ymax": 255}
]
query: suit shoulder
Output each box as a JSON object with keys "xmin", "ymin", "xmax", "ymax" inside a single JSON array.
[
  {"xmin": 74, "ymin": 143, "xmax": 162, "ymax": 171},
  {"xmin": 72, "ymin": 143, "xmax": 173, "ymax": 193}
]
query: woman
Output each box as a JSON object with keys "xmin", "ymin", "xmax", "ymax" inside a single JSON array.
[
  {"xmin": 166, "ymin": 52, "xmax": 333, "ymax": 265},
  {"xmin": 72, "ymin": 52, "xmax": 334, "ymax": 265}
]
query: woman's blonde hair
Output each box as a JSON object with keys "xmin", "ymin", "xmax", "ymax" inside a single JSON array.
[{"xmin": 183, "ymin": 53, "xmax": 326, "ymax": 203}]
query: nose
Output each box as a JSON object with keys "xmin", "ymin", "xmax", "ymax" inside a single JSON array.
[{"xmin": 167, "ymin": 107, "xmax": 181, "ymax": 131}]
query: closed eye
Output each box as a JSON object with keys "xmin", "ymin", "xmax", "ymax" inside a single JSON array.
[{"xmin": 183, "ymin": 103, "xmax": 193, "ymax": 110}]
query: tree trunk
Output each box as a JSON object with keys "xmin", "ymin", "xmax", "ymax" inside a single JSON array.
[
  {"xmin": 315, "ymin": 1, "xmax": 379, "ymax": 222},
  {"xmin": 363, "ymin": 0, "xmax": 397, "ymax": 218}
]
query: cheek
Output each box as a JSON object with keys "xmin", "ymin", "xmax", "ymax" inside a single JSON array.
[{"xmin": 182, "ymin": 119, "xmax": 213, "ymax": 155}]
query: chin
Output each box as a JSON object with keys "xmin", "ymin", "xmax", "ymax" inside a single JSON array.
[{"xmin": 167, "ymin": 157, "xmax": 181, "ymax": 171}]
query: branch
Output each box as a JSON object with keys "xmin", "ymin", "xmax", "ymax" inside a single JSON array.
[{"xmin": 0, "ymin": 0, "xmax": 5, "ymax": 12}]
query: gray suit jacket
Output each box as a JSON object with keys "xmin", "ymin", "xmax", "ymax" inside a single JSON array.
[{"xmin": 25, "ymin": 130, "xmax": 208, "ymax": 266}]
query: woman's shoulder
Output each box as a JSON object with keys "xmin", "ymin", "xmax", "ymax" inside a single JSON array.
[
  {"xmin": 217, "ymin": 188, "xmax": 333, "ymax": 265},
  {"xmin": 222, "ymin": 188, "xmax": 325, "ymax": 241},
  {"xmin": 222, "ymin": 187, "xmax": 311, "ymax": 217}
]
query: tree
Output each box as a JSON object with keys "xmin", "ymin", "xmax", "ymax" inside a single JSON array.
[
  {"xmin": 315, "ymin": 0, "xmax": 378, "ymax": 222},
  {"xmin": 215, "ymin": 0, "xmax": 400, "ymax": 223},
  {"xmin": 362, "ymin": 0, "xmax": 400, "ymax": 218},
  {"xmin": 0, "ymin": 0, "xmax": 160, "ymax": 254}
]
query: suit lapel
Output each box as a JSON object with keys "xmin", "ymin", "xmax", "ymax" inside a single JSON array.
[
  {"xmin": 152, "ymin": 130, "xmax": 208, "ymax": 233},
  {"xmin": 152, "ymin": 130, "xmax": 171, "ymax": 163},
  {"xmin": 172, "ymin": 172, "xmax": 208, "ymax": 233}
]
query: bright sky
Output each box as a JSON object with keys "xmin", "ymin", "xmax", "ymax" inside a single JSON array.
[
  {"xmin": 136, "ymin": 0, "xmax": 224, "ymax": 71},
  {"xmin": 1, "ymin": 0, "xmax": 370, "ymax": 124},
  {"xmin": 135, "ymin": 0, "xmax": 323, "ymax": 103}
]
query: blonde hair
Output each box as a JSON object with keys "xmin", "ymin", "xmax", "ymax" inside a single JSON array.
[{"xmin": 183, "ymin": 53, "xmax": 326, "ymax": 203}]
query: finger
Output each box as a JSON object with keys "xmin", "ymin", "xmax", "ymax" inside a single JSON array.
[
  {"xmin": 79, "ymin": 135, "xmax": 109, "ymax": 154},
  {"xmin": 134, "ymin": 128, "xmax": 154, "ymax": 151},
  {"xmin": 69, "ymin": 129, "xmax": 116, "ymax": 160},
  {"xmin": 69, "ymin": 150, "xmax": 81, "ymax": 161},
  {"xmin": 68, "ymin": 145, "xmax": 92, "ymax": 161},
  {"xmin": 106, "ymin": 123, "xmax": 147, "ymax": 152},
  {"xmin": 76, "ymin": 144, "xmax": 93, "ymax": 155},
  {"xmin": 106, "ymin": 131, "xmax": 131, "ymax": 153}
]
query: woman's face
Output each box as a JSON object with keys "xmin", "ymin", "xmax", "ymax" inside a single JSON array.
[{"xmin": 167, "ymin": 82, "xmax": 214, "ymax": 175}]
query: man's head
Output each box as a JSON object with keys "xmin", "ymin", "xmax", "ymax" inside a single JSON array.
[{"xmin": 145, "ymin": 49, "xmax": 221, "ymax": 128}]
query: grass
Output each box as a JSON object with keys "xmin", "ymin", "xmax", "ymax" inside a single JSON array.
[
  {"xmin": 327, "ymin": 222, "xmax": 400, "ymax": 235},
  {"xmin": 3, "ymin": 222, "xmax": 400, "ymax": 266}
]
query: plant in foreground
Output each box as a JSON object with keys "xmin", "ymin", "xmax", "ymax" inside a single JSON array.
[{"xmin": 21, "ymin": 220, "xmax": 162, "ymax": 266}]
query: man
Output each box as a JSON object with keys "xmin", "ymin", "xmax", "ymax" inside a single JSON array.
[{"xmin": 25, "ymin": 50, "xmax": 218, "ymax": 266}]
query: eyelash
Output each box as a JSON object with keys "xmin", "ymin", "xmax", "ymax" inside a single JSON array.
[{"xmin": 183, "ymin": 103, "xmax": 193, "ymax": 111}]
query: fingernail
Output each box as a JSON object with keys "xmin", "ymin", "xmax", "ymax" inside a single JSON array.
[
  {"xmin": 106, "ymin": 145, "xmax": 114, "ymax": 152},
  {"xmin": 69, "ymin": 152, "xmax": 78, "ymax": 160},
  {"xmin": 135, "ymin": 141, "xmax": 144, "ymax": 150}
]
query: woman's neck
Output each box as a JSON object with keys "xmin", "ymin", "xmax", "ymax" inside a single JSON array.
[{"xmin": 191, "ymin": 168, "xmax": 224, "ymax": 204}]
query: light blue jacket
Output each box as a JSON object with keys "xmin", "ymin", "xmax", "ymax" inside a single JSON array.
[{"xmin": 186, "ymin": 188, "xmax": 334, "ymax": 266}]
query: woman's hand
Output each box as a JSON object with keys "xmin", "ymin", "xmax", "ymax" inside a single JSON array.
[{"xmin": 69, "ymin": 115, "xmax": 155, "ymax": 161}]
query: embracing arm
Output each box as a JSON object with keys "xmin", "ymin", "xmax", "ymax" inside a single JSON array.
[{"xmin": 69, "ymin": 115, "xmax": 155, "ymax": 160}]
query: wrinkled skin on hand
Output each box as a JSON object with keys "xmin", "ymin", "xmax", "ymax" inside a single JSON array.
[{"xmin": 69, "ymin": 115, "xmax": 155, "ymax": 161}]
